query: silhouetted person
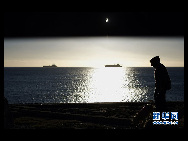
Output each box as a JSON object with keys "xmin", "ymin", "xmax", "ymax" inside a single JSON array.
[{"xmin": 150, "ymin": 56, "xmax": 171, "ymax": 112}]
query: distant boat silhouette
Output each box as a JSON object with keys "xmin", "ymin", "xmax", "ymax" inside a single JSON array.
[
  {"xmin": 105, "ymin": 64, "xmax": 122, "ymax": 67},
  {"xmin": 43, "ymin": 64, "xmax": 57, "ymax": 67}
]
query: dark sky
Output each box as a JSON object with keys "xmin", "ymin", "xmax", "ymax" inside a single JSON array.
[{"xmin": 4, "ymin": 12, "xmax": 184, "ymax": 37}]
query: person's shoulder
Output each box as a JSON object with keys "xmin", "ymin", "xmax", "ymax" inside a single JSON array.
[
  {"xmin": 159, "ymin": 63, "xmax": 166, "ymax": 69},
  {"xmin": 159, "ymin": 63, "xmax": 169, "ymax": 74}
]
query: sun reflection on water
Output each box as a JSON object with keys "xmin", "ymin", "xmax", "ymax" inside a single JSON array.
[
  {"xmin": 51, "ymin": 67, "xmax": 150, "ymax": 103},
  {"xmin": 84, "ymin": 67, "xmax": 149, "ymax": 103}
]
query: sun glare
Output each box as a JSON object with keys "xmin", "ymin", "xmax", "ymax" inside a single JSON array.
[
  {"xmin": 85, "ymin": 68, "xmax": 125, "ymax": 102},
  {"xmin": 87, "ymin": 68, "xmax": 124, "ymax": 102},
  {"xmin": 81, "ymin": 67, "xmax": 149, "ymax": 102}
]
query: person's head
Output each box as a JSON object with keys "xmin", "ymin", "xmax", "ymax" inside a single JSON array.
[{"xmin": 150, "ymin": 56, "xmax": 160, "ymax": 68}]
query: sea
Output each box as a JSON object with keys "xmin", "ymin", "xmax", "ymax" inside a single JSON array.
[{"xmin": 4, "ymin": 67, "xmax": 184, "ymax": 104}]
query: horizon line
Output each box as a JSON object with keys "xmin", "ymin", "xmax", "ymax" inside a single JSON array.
[{"xmin": 4, "ymin": 66, "xmax": 184, "ymax": 68}]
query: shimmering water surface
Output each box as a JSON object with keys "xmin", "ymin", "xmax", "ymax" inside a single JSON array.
[{"xmin": 4, "ymin": 67, "xmax": 184, "ymax": 104}]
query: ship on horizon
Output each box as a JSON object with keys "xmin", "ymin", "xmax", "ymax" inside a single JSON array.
[
  {"xmin": 43, "ymin": 64, "xmax": 57, "ymax": 68},
  {"xmin": 105, "ymin": 64, "xmax": 122, "ymax": 67}
]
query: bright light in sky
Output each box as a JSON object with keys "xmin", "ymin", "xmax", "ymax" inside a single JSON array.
[
  {"xmin": 4, "ymin": 37, "xmax": 184, "ymax": 67},
  {"xmin": 106, "ymin": 18, "xmax": 109, "ymax": 23}
]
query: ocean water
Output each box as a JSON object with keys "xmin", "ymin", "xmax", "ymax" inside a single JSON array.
[{"xmin": 4, "ymin": 67, "xmax": 184, "ymax": 104}]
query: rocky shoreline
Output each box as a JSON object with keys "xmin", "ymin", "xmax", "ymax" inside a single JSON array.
[{"xmin": 5, "ymin": 102, "xmax": 184, "ymax": 129}]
